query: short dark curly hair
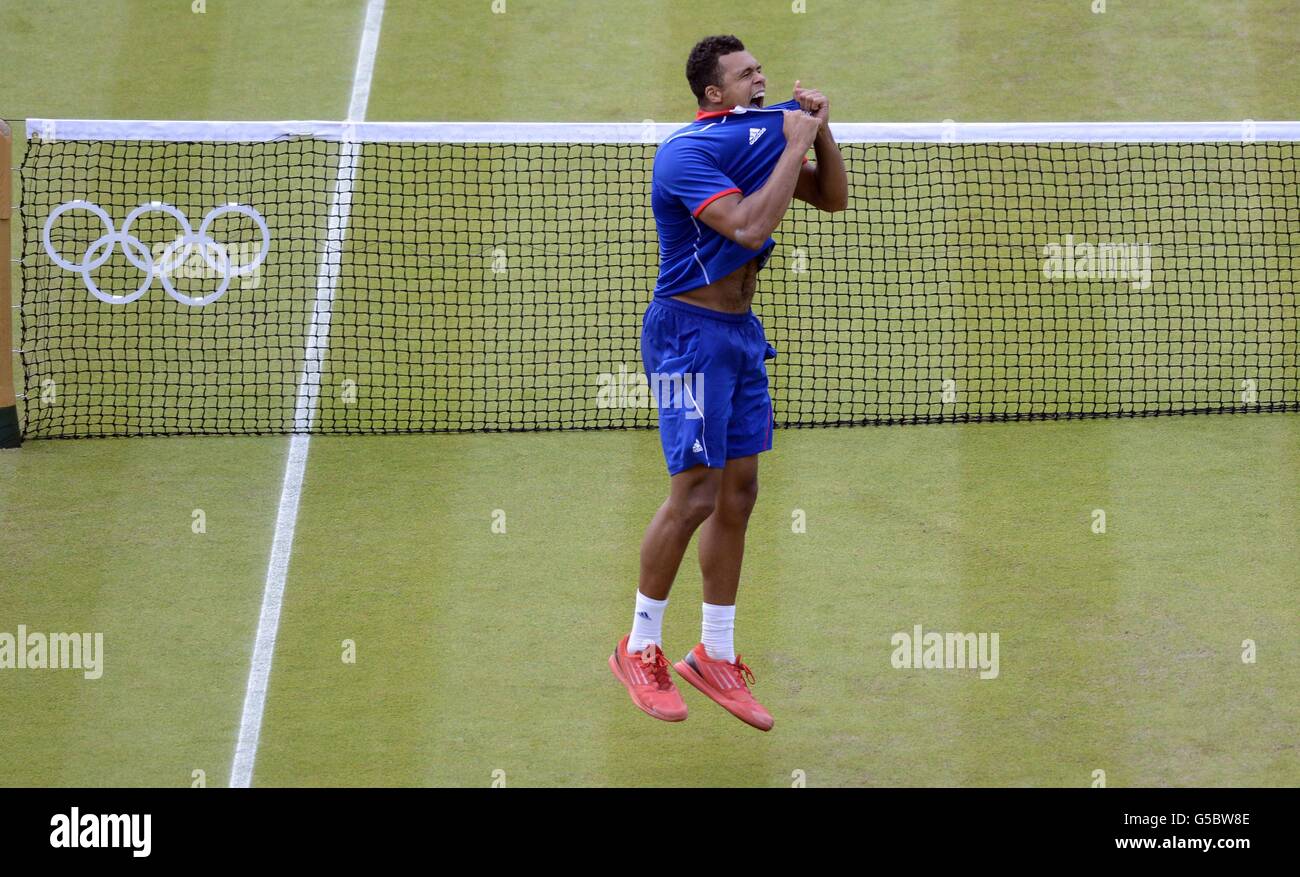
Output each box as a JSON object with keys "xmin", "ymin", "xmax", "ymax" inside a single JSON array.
[{"xmin": 686, "ymin": 35, "xmax": 746, "ymax": 105}]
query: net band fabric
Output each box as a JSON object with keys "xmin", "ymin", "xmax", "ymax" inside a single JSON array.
[
  {"xmin": 17, "ymin": 120, "xmax": 1300, "ymax": 438},
  {"xmin": 25, "ymin": 119, "xmax": 1300, "ymax": 143}
]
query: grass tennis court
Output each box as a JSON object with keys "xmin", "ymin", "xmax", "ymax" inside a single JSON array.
[{"xmin": 2, "ymin": 0, "xmax": 1297, "ymax": 787}]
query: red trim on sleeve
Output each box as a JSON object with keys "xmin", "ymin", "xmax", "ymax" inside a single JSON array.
[
  {"xmin": 692, "ymin": 187, "xmax": 741, "ymax": 217},
  {"xmin": 695, "ymin": 106, "xmax": 739, "ymax": 120}
]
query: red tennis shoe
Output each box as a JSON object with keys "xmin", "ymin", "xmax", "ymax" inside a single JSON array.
[
  {"xmin": 609, "ymin": 635, "xmax": 688, "ymax": 722},
  {"xmin": 674, "ymin": 644, "xmax": 774, "ymax": 731}
]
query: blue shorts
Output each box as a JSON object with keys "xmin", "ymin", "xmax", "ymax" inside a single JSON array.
[{"xmin": 640, "ymin": 296, "xmax": 777, "ymax": 476}]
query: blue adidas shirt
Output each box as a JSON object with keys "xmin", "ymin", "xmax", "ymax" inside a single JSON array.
[{"xmin": 651, "ymin": 98, "xmax": 806, "ymax": 298}]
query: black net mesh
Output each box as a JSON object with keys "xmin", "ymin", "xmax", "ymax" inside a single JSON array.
[{"xmin": 17, "ymin": 137, "xmax": 1300, "ymax": 438}]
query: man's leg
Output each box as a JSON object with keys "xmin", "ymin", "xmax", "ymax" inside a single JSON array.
[
  {"xmin": 614, "ymin": 297, "xmax": 736, "ymax": 721},
  {"xmin": 638, "ymin": 464, "xmax": 723, "ymax": 602},
  {"xmin": 695, "ymin": 455, "xmax": 757, "ymax": 662},
  {"xmin": 609, "ymin": 464, "xmax": 719, "ymax": 724},
  {"xmin": 698, "ymin": 454, "xmax": 759, "ymax": 608},
  {"xmin": 671, "ymin": 452, "xmax": 773, "ymax": 731}
]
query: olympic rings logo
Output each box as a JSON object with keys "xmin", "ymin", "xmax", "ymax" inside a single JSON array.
[{"xmin": 42, "ymin": 200, "xmax": 271, "ymax": 306}]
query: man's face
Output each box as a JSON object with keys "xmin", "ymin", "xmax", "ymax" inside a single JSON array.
[{"xmin": 710, "ymin": 50, "xmax": 767, "ymax": 108}]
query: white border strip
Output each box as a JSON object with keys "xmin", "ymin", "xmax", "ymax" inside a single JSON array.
[
  {"xmin": 228, "ymin": 0, "xmax": 385, "ymax": 790},
  {"xmin": 25, "ymin": 118, "xmax": 1300, "ymax": 143}
]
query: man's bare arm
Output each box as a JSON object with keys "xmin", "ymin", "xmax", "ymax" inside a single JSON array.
[
  {"xmin": 694, "ymin": 110, "xmax": 823, "ymax": 250},
  {"xmin": 789, "ymin": 81, "xmax": 848, "ymax": 213},
  {"xmin": 794, "ymin": 126, "xmax": 849, "ymax": 212}
]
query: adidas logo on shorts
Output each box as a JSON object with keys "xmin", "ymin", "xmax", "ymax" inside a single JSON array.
[{"xmin": 692, "ymin": 440, "xmax": 704, "ymax": 453}]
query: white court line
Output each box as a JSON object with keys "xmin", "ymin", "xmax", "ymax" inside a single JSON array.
[{"xmin": 229, "ymin": 0, "xmax": 386, "ymax": 789}]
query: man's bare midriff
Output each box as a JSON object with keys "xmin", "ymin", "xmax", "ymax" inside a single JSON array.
[{"xmin": 673, "ymin": 256, "xmax": 759, "ymax": 314}]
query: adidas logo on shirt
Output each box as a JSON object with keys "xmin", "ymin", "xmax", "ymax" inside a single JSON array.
[
  {"xmin": 692, "ymin": 440, "xmax": 704, "ymax": 453},
  {"xmin": 749, "ymin": 127, "xmax": 764, "ymax": 145}
]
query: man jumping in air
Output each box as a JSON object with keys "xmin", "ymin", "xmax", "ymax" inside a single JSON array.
[{"xmin": 609, "ymin": 35, "xmax": 848, "ymax": 730}]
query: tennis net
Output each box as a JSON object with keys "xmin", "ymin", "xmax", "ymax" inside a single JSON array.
[{"xmin": 15, "ymin": 119, "xmax": 1300, "ymax": 438}]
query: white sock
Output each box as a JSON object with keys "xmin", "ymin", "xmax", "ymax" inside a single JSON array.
[
  {"xmin": 701, "ymin": 602, "xmax": 736, "ymax": 662},
  {"xmin": 628, "ymin": 591, "xmax": 668, "ymax": 653}
]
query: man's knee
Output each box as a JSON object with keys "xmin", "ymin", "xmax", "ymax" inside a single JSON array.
[
  {"xmin": 716, "ymin": 474, "xmax": 759, "ymax": 523},
  {"xmin": 667, "ymin": 468, "xmax": 720, "ymax": 527}
]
